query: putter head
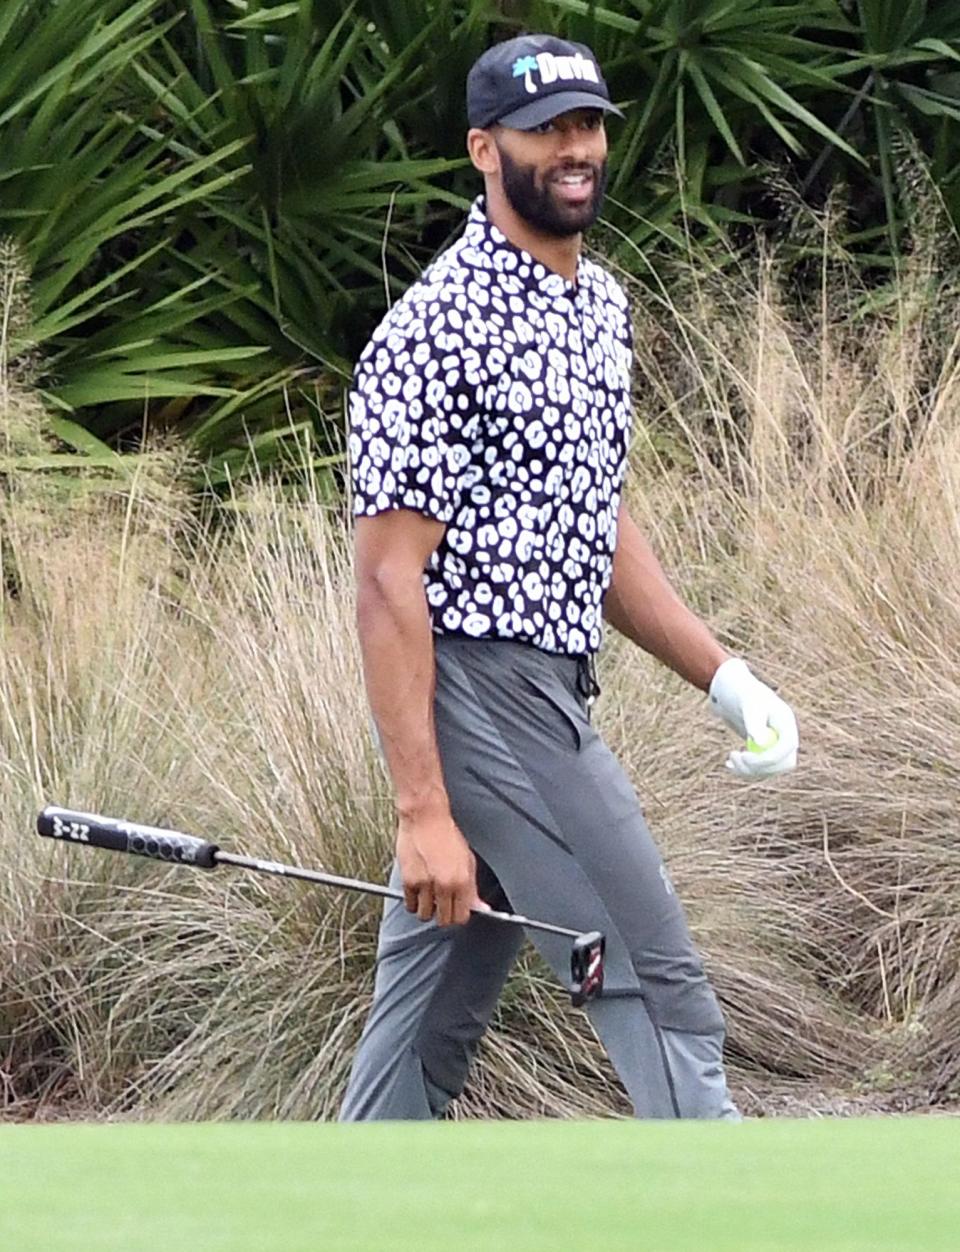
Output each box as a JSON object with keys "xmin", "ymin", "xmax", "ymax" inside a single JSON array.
[{"xmin": 570, "ymin": 931, "xmax": 605, "ymax": 1006}]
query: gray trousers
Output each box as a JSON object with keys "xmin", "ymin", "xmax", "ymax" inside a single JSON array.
[{"xmin": 339, "ymin": 637, "xmax": 739, "ymax": 1121}]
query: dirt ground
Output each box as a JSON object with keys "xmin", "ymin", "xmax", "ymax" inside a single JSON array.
[
  {"xmin": 735, "ymin": 1078, "xmax": 960, "ymax": 1119},
  {"xmin": 4, "ymin": 1081, "xmax": 960, "ymax": 1123}
]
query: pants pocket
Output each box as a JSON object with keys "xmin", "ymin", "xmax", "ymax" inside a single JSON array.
[{"xmin": 514, "ymin": 667, "xmax": 585, "ymax": 752}]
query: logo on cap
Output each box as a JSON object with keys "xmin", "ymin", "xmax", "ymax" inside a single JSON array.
[{"xmin": 512, "ymin": 51, "xmax": 601, "ymax": 96}]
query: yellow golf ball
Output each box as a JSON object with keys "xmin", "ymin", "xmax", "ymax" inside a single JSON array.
[{"xmin": 747, "ymin": 729, "xmax": 779, "ymax": 754}]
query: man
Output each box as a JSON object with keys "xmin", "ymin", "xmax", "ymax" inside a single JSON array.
[{"xmin": 341, "ymin": 33, "xmax": 798, "ymax": 1122}]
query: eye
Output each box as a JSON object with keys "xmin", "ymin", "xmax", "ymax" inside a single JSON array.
[{"xmin": 530, "ymin": 120, "xmax": 555, "ymax": 135}]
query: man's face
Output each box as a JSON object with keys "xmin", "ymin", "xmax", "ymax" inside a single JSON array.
[{"xmin": 493, "ymin": 110, "xmax": 608, "ymax": 238}]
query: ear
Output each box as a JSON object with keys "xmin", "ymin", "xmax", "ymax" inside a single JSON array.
[{"xmin": 467, "ymin": 127, "xmax": 500, "ymax": 176}]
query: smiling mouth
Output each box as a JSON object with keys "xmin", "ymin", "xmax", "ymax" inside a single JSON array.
[{"xmin": 552, "ymin": 170, "xmax": 595, "ymax": 203}]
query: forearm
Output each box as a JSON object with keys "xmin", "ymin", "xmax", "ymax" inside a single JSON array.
[
  {"xmin": 356, "ymin": 569, "xmax": 451, "ymax": 820},
  {"xmin": 604, "ymin": 508, "xmax": 728, "ymax": 691}
]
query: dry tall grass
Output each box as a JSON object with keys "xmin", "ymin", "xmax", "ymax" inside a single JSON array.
[{"xmin": 2, "ymin": 231, "xmax": 958, "ymax": 1120}]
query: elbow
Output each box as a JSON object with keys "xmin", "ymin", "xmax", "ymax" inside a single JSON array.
[
  {"xmin": 355, "ymin": 564, "xmax": 391, "ymax": 628},
  {"xmin": 355, "ymin": 560, "xmax": 423, "ymax": 632}
]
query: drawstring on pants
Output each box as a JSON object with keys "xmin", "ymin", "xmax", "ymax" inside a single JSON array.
[{"xmin": 576, "ymin": 653, "xmax": 601, "ymax": 710}]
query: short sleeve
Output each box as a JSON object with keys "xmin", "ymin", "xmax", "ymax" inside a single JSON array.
[{"xmin": 349, "ymin": 296, "xmax": 479, "ymax": 523}]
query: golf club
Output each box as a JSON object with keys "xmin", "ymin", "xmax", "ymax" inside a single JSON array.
[{"xmin": 36, "ymin": 804, "xmax": 606, "ymax": 1006}]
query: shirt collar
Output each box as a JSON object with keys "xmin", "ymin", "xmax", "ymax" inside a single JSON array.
[{"xmin": 461, "ymin": 196, "xmax": 589, "ymax": 300}]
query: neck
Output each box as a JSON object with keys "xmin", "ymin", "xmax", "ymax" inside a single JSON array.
[{"xmin": 483, "ymin": 184, "xmax": 581, "ymax": 283}]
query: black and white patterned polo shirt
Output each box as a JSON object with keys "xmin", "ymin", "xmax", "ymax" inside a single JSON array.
[{"xmin": 349, "ymin": 197, "xmax": 633, "ymax": 657}]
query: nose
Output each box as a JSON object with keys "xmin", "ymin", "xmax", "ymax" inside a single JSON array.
[
  {"xmin": 555, "ymin": 128, "xmax": 591, "ymax": 164},
  {"xmin": 553, "ymin": 122, "xmax": 604, "ymax": 167}
]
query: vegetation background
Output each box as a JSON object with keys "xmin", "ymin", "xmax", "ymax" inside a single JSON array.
[{"xmin": 1, "ymin": 0, "xmax": 959, "ymax": 1119}]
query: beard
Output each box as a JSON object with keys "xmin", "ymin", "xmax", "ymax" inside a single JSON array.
[{"xmin": 496, "ymin": 143, "xmax": 608, "ymax": 239}]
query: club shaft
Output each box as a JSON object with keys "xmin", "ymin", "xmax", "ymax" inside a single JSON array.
[{"xmin": 214, "ymin": 851, "xmax": 580, "ymax": 940}]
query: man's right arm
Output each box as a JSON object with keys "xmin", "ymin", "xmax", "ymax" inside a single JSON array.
[{"xmin": 355, "ymin": 509, "xmax": 483, "ymax": 927}]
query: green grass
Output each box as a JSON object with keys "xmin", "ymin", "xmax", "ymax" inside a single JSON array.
[{"xmin": 0, "ymin": 1120, "xmax": 957, "ymax": 1251}]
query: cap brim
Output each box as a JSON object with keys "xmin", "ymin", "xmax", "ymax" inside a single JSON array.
[{"xmin": 496, "ymin": 92, "xmax": 624, "ymax": 131}]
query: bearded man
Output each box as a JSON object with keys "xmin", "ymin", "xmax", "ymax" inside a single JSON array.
[{"xmin": 341, "ymin": 34, "xmax": 798, "ymax": 1121}]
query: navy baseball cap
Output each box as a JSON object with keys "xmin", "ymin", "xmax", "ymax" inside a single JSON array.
[{"xmin": 467, "ymin": 34, "xmax": 624, "ymax": 131}]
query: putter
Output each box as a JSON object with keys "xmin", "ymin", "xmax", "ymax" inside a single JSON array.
[{"xmin": 37, "ymin": 805, "xmax": 606, "ymax": 1006}]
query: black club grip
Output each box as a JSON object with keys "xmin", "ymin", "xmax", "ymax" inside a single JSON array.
[{"xmin": 37, "ymin": 806, "xmax": 219, "ymax": 869}]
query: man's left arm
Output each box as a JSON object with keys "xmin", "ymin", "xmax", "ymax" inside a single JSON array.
[
  {"xmin": 603, "ymin": 503, "xmax": 799, "ymax": 777},
  {"xmin": 603, "ymin": 505, "xmax": 728, "ymax": 691}
]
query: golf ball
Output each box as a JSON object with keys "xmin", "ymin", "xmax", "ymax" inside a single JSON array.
[{"xmin": 746, "ymin": 729, "xmax": 779, "ymax": 754}]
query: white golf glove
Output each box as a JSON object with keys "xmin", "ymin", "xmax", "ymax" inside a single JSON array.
[{"xmin": 708, "ymin": 657, "xmax": 799, "ymax": 779}]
